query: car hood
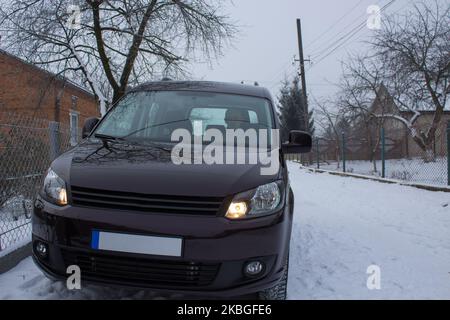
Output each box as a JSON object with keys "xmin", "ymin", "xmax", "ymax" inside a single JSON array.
[{"xmin": 55, "ymin": 140, "xmax": 281, "ymax": 197}]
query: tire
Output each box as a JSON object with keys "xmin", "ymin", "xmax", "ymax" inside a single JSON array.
[{"xmin": 258, "ymin": 253, "xmax": 289, "ymax": 300}]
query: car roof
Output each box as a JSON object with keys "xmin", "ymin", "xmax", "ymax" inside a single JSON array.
[{"xmin": 129, "ymin": 80, "xmax": 273, "ymax": 100}]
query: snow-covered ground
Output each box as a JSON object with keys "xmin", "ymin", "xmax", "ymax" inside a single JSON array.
[
  {"xmin": 0, "ymin": 218, "xmax": 31, "ymax": 255},
  {"xmin": 287, "ymin": 162, "xmax": 450, "ymax": 299},
  {"xmin": 1, "ymin": 162, "xmax": 450, "ymax": 299},
  {"xmin": 313, "ymin": 157, "xmax": 448, "ymax": 186},
  {"xmin": 0, "ymin": 195, "xmax": 32, "ymax": 252}
]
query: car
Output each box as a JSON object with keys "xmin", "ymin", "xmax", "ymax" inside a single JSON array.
[{"xmin": 32, "ymin": 80, "xmax": 311, "ymax": 299}]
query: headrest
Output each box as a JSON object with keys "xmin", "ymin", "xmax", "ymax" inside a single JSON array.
[{"xmin": 224, "ymin": 109, "xmax": 249, "ymax": 123}]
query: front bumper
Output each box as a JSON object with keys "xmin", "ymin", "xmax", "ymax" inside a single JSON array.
[{"xmin": 32, "ymin": 195, "xmax": 292, "ymax": 298}]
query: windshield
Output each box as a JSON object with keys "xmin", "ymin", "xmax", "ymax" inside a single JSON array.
[{"xmin": 93, "ymin": 91, "xmax": 275, "ymax": 144}]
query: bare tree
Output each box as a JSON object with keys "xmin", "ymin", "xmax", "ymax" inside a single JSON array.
[
  {"xmin": 338, "ymin": 56, "xmax": 388, "ymax": 171},
  {"xmin": 337, "ymin": 0, "xmax": 449, "ymax": 161},
  {"xmin": 372, "ymin": 0, "xmax": 449, "ymax": 160},
  {"xmin": 314, "ymin": 99, "xmax": 346, "ymax": 168},
  {"xmin": 0, "ymin": 0, "xmax": 237, "ymax": 114}
]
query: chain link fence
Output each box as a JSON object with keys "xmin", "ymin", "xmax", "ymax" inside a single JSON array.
[
  {"xmin": 0, "ymin": 112, "xmax": 74, "ymax": 253},
  {"xmin": 305, "ymin": 122, "xmax": 450, "ymax": 187}
]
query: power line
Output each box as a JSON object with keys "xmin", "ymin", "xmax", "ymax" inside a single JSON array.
[
  {"xmin": 305, "ymin": 0, "xmax": 366, "ymax": 52},
  {"xmin": 309, "ymin": 0, "xmax": 397, "ymax": 70},
  {"xmin": 311, "ymin": 23, "xmax": 367, "ymax": 65},
  {"xmin": 267, "ymin": 0, "xmax": 406, "ymax": 94},
  {"xmin": 265, "ymin": 59, "xmax": 296, "ymax": 90},
  {"xmin": 305, "ymin": 0, "xmax": 412, "ymax": 99},
  {"xmin": 311, "ymin": 0, "xmax": 394, "ymax": 60},
  {"xmin": 267, "ymin": 0, "xmax": 386, "ymax": 92},
  {"xmin": 307, "ymin": 0, "xmax": 386, "ymax": 58}
]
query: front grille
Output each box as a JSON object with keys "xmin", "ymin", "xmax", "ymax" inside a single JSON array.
[
  {"xmin": 70, "ymin": 186, "xmax": 224, "ymax": 215},
  {"xmin": 61, "ymin": 249, "xmax": 220, "ymax": 288}
]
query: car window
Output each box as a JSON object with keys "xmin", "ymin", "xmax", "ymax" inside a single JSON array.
[
  {"xmin": 189, "ymin": 108, "xmax": 262, "ymax": 135},
  {"xmin": 96, "ymin": 95, "xmax": 141, "ymax": 136},
  {"xmin": 190, "ymin": 108, "xmax": 226, "ymax": 135},
  {"xmin": 94, "ymin": 91, "xmax": 274, "ymax": 143},
  {"xmin": 249, "ymin": 111, "xmax": 258, "ymax": 124}
]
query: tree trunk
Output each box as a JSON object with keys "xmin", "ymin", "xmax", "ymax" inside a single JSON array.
[
  {"xmin": 411, "ymin": 134, "xmax": 436, "ymax": 162},
  {"xmin": 424, "ymin": 147, "xmax": 435, "ymax": 162}
]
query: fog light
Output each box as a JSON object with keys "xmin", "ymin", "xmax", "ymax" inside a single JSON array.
[
  {"xmin": 35, "ymin": 241, "xmax": 48, "ymax": 258},
  {"xmin": 244, "ymin": 261, "xmax": 264, "ymax": 277}
]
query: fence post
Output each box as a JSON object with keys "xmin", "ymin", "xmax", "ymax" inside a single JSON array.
[
  {"xmin": 49, "ymin": 121, "xmax": 60, "ymax": 161},
  {"xmin": 341, "ymin": 132, "xmax": 346, "ymax": 173},
  {"xmin": 447, "ymin": 121, "xmax": 450, "ymax": 186},
  {"xmin": 381, "ymin": 127, "xmax": 385, "ymax": 178},
  {"xmin": 316, "ymin": 138, "xmax": 320, "ymax": 169}
]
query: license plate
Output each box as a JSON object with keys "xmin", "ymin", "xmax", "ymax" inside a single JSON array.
[{"xmin": 91, "ymin": 230, "xmax": 182, "ymax": 257}]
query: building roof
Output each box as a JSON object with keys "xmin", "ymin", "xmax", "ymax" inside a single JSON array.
[
  {"xmin": 130, "ymin": 80, "xmax": 273, "ymax": 100},
  {"xmin": 0, "ymin": 49, "xmax": 96, "ymax": 99},
  {"xmin": 371, "ymin": 84, "xmax": 450, "ymax": 115}
]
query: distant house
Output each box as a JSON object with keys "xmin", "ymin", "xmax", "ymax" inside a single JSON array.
[
  {"xmin": 0, "ymin": 49, "xmax": 100, "ymax": 146},
  {"xmin": 368, "ymin": 84, "xmax": 450, "ymax": 159}
]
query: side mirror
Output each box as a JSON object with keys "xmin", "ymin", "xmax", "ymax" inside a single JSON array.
[
  {"xmin": 282, "ymin": 130, "xmax": 312, "ymax": 154},
  {"xmin": 82, "ymin": 117, "xmax": 100, "ymax": 139}
]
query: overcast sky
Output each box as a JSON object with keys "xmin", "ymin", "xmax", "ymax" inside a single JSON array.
[{"xmin": 190, "ymin": 0, "xmax": 412, "ymax": 103}]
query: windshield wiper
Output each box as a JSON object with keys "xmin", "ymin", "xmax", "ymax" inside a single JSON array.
[
  {"xmin": 94, "ymin": 133, "xmax": 126, "ymax": 141},
  {"xmin": 120, "ymin": 118, "xmax": 190, "ymax": 139},
  {"xmin": 94, "ymin": 133, "xmax": 171, "ymax": 153}
]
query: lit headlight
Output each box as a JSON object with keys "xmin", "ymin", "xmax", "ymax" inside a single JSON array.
[
  {"xmin": 225, "ymin": 182, "xmax": 283, "ymax": 219},
  {"xmin": 41, "ymin": 168, "xmax": 67, "ymax": 206}
]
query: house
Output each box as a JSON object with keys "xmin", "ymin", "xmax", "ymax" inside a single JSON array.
[
  {"xmin": 0, "ymin": 49, "xmax": 100, "ymax": 146},
  {"xmin": 329, "ymin": 84, "xmax": 450, "ymax": 162},
  {"xmin": 368, "ymin": 84, "xmax": 450, "ymax": 159}
]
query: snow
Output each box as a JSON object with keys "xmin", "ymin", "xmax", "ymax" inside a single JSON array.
[
  {"xmin": 0, "ymin": 222, "xmax": 30, "ymax": 255},
  {"xmin": 287, "ymin": 162, "xmax": 450, "ymax": 299},
  {"xmin": 314, "ymin": 157, "xmax": 448, "ymax": 186},
  {"xmin": 0, "ymin": 195, "xmax": 33, "ymax": 252},
  {"xmin": 1, "ymin": 162, "xmax": 450, "ymax": 299},
  {"xmin": 372, "ymin": 111, "xmax": 421, "ymax": 139},
  {"xmin": 0, "ymin": 235, "xmax": 30, "ymax": 258},
  {"xmin": 0, "ymin": 257, "xmax": 173, "ymax": 300}
]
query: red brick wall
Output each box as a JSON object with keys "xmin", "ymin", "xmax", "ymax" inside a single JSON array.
[{"xmin": 0, "ymin": 51, "xmax": 100, "ymax": 127}]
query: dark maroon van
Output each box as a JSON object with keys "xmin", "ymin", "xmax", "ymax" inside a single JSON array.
[{"xmin": 32, "ymin": 81, "xmax": 311, "ymax": 299}]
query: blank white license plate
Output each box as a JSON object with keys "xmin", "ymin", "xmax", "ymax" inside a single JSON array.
[{"xmin": 91, "ymin": 230, "xmax": 182, "ymax": 257}]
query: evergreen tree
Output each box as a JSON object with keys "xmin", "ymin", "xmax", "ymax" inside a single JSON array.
[{"xmin": 277, "ymin": 76, "xmax": 314, "ymax": 141}]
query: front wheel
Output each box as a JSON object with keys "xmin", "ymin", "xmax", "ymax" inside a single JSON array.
[{"xmin": 258, "ymin": 254, "xmax": 289, "ymax": 300}]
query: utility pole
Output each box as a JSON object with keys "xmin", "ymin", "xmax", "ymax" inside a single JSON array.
[{"xmin": 296, "ymin": 18, "xmax": 309, "ymax": 132}]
